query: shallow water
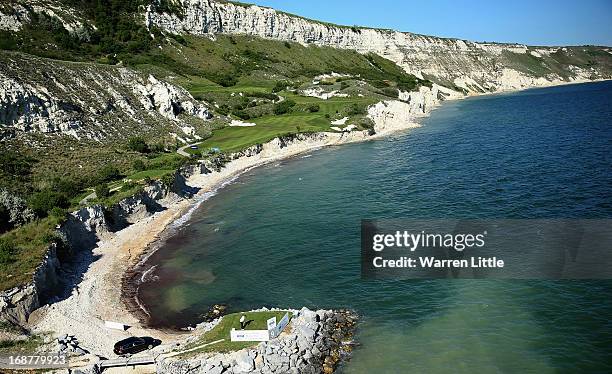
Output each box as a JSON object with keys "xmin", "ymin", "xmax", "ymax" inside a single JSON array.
[{"xmin": 139, "ymin": 82, "xmax": 612, "ymax": 372}]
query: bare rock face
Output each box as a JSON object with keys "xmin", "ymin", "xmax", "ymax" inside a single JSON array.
[
  {"xmin": 0, "ymin": 3, "xmax": 30, "ymax": 32},
  {"xmin": 0, "ymin": 1, "xmax": 89, "ymax": 35},
  {"xmin": 146, "ymin": 0, "xmax": 612, "ymax": 93},
  {"xmin": 136, "ymin": 75, "xmax": 212, "ymax": 122},
  {"xmin": 0, "ymin": 54, "xmax": 212, "ymax": 141}
]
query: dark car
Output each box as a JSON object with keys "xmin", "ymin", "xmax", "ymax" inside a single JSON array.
[{"xmin": 113, "ymin": 336, "xmax": 161, "ymax": 356}]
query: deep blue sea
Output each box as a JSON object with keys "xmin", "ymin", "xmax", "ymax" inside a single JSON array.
[{"xmin": 139, "ymin": 82, "xmax": 612, "ymax": 373}]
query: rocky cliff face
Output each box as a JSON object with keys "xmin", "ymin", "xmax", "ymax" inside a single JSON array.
[
  {"xmin": 146, "ymin": 0, "xmax": 612, "ymax": 93},
  {"xmin": 0, "ymin": 179, "xmax": 184, "ymax": 325},
  {"xmin": 0, "ymin": 52, "xmax": 211, "ymax": 141},
  {"xmin": 0, "ymin": 243, "xmax": 61, "ymax": 324}
]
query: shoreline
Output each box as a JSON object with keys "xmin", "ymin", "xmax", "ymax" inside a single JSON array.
[
  {"xmin": 122, "ymin": 79, "xmax": 610, "ymax": 329},
  {"xmin": 28, "ymin": 79, "xmax": 608, "ymax": 357}
]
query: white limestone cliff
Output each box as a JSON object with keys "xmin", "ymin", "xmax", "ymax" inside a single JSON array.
[
  {"xmin": 0, "ymin": 54, "xmax": 212, "ymax": 140},
  {"xmin": 145, "ymin": 0, "xmax": 611, "ymax": 93}
]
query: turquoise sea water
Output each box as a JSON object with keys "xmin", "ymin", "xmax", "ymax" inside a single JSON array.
[{"xmin": 138, "ymin": 82, "xmax": 612, "ymax": 372}]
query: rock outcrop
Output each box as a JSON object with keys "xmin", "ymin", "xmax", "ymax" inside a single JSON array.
[
  {"xmin": 0, "ymin": 53, "xmax": 211, "ymax": 141},
  {"xmin": 146, "ymin": 0, "xmax": 612, "ymax": 93}
]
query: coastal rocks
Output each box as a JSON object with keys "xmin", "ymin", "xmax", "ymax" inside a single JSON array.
[
  {"xmin": 56, "ymin": 334, "xmax": 88, "ymax": 355},
  {"xmin": 367, "ymin": 100, "xmax": 422, "ymax": 134},
  {"xmin": 60, "ymin": 205, "xmax": 109, "ymax": 251},
  {"xmin": 201, "ymin": 304, "xmax": 228, "ymax": 322},
  {"xmin": 111, "ymin": 181, "xmax": 173, "ymax": 229},
  {"xmin": 157, "ymin": 308, "xmax": 358, "ymax": 374},
  {"xmin": 0, "ymin": 284, "xmax": 39, "ymax": 325}
]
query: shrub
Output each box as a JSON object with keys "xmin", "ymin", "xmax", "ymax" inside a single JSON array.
[
  {"xmin": 217, "ymin": 73, "xmax": 238, "ymax": 87},
  {"xmin": 232, "ymin": 110, "xmax": 251, "ymax": 120},
  {"xmin": 0, "ymin": 238, "xmax": 16, "ymax": 264},
  {"xmin": 132, "ymin": 159, "xmax": 146, "ymax": 172},
  {"xmin": 0, "ymin": 205, "xmax": 9, "ymax": 233},
  {"xmin": 306, "ymin": 104, "xmax": 320, "ymax": 113},
  {"xmin": 160, "ymin": 173, "xmax": 176, "ymax": 188},
  {"xmin": 246, "ymin": 91, "xmax": 279, "ymax": 101},
  {"xmin": 150, "ymin": 143, "xmax": 165, "ymax": 153},
  {"xmin": 284, "ymin": 41, "xmax": 291, "ymax": 48},
  {"xmin": 49, "ymin": 207, "xmax": 66, "ymax": 220},
  {"xmin": 128, "ymin": 137, "xmax": 149, "ymax": 153},
  {"xmin": 94, "ymin": 183, "xmax": 110, "ymax": 199},
  {"xmin": 273, "ymin": 99, "xmax": 296, "ymax": 115},
  {"xmin": 272, "ymin": 81, "xmax": 289, "ymax": 93},
  {"xmin": 217, "ymin": 104, "xmax": 230, "ymax": 115},
  {"xmin": 347, "ymin": 103, "xmax": 366, "ymax": 115},
  {"xmin": 98, "ymin": 164, "xmax": 121, "ymax": 183},
  {"xmin": 29, "ymin": 190, "xmax": 69, "ymax": 217},
  {"xmin": 381, "ymin": 87, "xmax": 399, "ymax": 98},
  {"xmin": 120, "ymin": 181, "xmax": 137, "ymax": 192},
  {"xmin": 169, "ymin": 33, "xmax": 187, "ymax": 45}
]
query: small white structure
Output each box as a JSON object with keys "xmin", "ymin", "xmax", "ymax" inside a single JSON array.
[
  {"xmin": 230, "ymin": 329, "xmax": 271, "ymax": 342},
  {"xmin": 104, "ymin": 321, "xmax": 128, "ymax": 331}
]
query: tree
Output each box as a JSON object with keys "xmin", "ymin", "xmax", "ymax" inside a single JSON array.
[
  {"xmin": 28, "ymin": 190, "xmax": 69, "ymax": 217},
  {"xmin": 94, "ymin": 183, "xmax": 110, "ymax": 199},
  {"xmin": 127, "ymin": 137, "xmax": 149, "ymax": 153},
  {"xmin": 98, "ymin": 164, "xmax": 121, "ymax": 183}
]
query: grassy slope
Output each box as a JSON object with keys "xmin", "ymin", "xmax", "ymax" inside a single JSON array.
[
  {"xmin": 0, "ymin": 217, "xmax": 63, "ymax": 290},
  {"xmin": 195, "ymin": 95, "xmax": 375, "ymax": 153}
]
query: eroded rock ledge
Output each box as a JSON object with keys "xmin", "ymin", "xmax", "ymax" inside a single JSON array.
[{"xmin": 157, "ymin": 307, "xmax": 358, "ymax": 374}]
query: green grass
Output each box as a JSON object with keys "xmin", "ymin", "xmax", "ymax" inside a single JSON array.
[
  {"xmin": 180, "ymin": 311, "xmax": 291, "ymax": 355},
  {"xmin": 0, "ymin": 334, "xmax": 44, "ymax": 353},
  {"xmin": 0, "ymin": 216, "xmax": 61, "ymax": 291},
  {"xmin": 194, "ymin": 94, "xmax": 375, "ymax": 153},
  {"xmin": 127, "ymin": 169, "xmax": 175, "ymax": 181}
]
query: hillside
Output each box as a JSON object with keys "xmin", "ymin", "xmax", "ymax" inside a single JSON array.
[
  {"xmin": 0, "ymin": 0, "xmax": 611, "ymax": 293},
  {"xmin": 146, "ymin": 0, "xmax": 612, "ymax": 91}
]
